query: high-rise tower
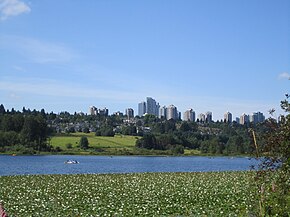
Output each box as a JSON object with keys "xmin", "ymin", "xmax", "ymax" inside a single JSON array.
[
  {"xmin": 167, "ymin": 105, "xmax": 178, "ymax": 120},
  {"xmin": 205, "ymin": 112, "xmax": 213, "ymax": 123},
  {"xmin": 183, "ymin": 109, "xmax": 195, "ymax": 121},
  {"xmin": 138, "ymin": 101, "xmax": 146, "ymax": 116},
  {"xmin": 224, "ymin": 111, "xmax": 232, "ymax": 123},
  {"xmin": 146, "ymin": 97, "xmax": 158, "ymax": 116}
]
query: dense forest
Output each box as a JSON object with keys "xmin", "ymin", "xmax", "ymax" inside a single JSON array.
[
  {"xmin": 0, "ymin": 104, "xmax": 274, "ymax": 155},
  {"xmin": 0, "ymin": 105, "xmax": 52, "ymax": 154}
]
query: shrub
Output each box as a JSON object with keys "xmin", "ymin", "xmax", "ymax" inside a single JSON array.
[
  {"xmin": 253, "ymin": 94, "xmax": 290, "ymax": 216},
  {"xmin": 65, "ymin": 143, "xmax": 73, "ymax": 149}
]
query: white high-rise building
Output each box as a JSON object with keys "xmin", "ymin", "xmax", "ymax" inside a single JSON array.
[
  {"xmin": 89, "ymin": 106, "xmax": 108, "ymax": 116},
  {"xmin": 240, "ymin": 113, "xmax": 249, "ymax": 125},
  {"xmin": 138, "ymin": 101, "xmax": 146, "ymax": 116},
  {"xmin": 224, "ymin": 111, "xmax": 232, "ymax": 123},
  {"xmin": 250, "ymin": 112, "xmax": 258, "ymax": 124},
  {"xmin": 166, "ymin": 105, "xmax": 178, "ymax": 120},
  {"xmin": 183, "ymin": 109, "xmax": 195, "ymax": 121},
  {"xmin": 198, "ymin": 113, "xmax": 206, "ymax": 122},
  {"xmin": 159, "ymin": 106, "xmax": 167, "ymax": 119},
  {"xmin": 89, "ymin": 106, "xmax": 97, "ymax": 115}
]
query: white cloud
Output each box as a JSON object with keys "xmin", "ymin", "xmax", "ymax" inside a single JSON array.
[
  {"xmin": 0, "ymin": 78, "xmax": 141, "ymax": 103},
  {"xmin": 8, "ymin": 92, "xmax": 20, "ymax": 99},
  {"xmin": 0, "ymin": 35, "xmax": 77, "ymax": 63},
  {"xmin": 20, "ymin": 38, "xmax": 76, "ymax": 63},
  {"xmin": 0, "ymin": 0, "xmax": 30, "ymax": 20},
  {"xmin": 13, "ymin": 65, "xmax": 26, "ymax": 72},
  {"xmin": 278, "ymin": 72, "xmax": 290, "ymax": 80}
]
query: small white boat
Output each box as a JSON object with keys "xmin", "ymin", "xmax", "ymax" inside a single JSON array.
[{"xmin": 65, "ymin": 160, "xmax": 79, "ymax": 164}]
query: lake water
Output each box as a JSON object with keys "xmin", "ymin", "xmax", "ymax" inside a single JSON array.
[{"xmin": 0, "ymin": 155, "xmax": 259, "ymax": 176}]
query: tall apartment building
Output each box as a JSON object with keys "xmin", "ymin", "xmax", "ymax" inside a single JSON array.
[
  {"xmin": 166, "ymin": 104, "xmax": 178, "ymax": 120},
  {"xmin": 205, "ymin": 111, "xmax": 213, "ymax": 123},
  {"xmin": 138, "ymin": 101, "xmax": 146, "ymax": 116},
  {"xmin": 89, "ymin": 106, "xmax": 97, "ymax": 115},
  {"xmin": 138, "ymin": 97, "xmax": 160, "ymax": 117},
  {"xmin": 257, "ymin": 112, "xmax": 265, "ymax": 123},
  {"xmin": 250, "ymin": 112, "xmax": 265, "ymax": 124},
  {"xmin": 125, "ymin": 108, "xmax": 134, "ymax": 119},
  {"xmin": 146, "ymin": 97, "xmax": 159, "ymax": 116},
  {"xmin": 159, "ymin": 106, "xmax": 167, "ymax": 119},
  {"xmin": 98, "ymin": 108, "xmax": 109, "ymax": 116},
  {"xmin": 183, "ymin": 109, "xmax": 195, "ymax": 121},
  {"xmin": 224, "ymin": 111, "xmax": 232, "ymax": 123},
  {"xmin": 249, "ymin": 112, "xmax": 258, "ymax": 124},
  {"xmin": 89, "ymin": 106, "xmax": 108, "ymax": 116},
  {"xmin": 240, "ymin": 113, "xmax": 249, "ymax": 125},
  {"xmin": 198, "ymin": 113, "xmax": 206, "ymax": 122}
]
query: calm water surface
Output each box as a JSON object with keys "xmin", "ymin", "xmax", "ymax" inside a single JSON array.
[{"xmin": 0, "ymin": 155, "xmax": 259, "ymax": 176}]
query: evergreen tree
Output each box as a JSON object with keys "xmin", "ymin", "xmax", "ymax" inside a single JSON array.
[
  {"xmin": 0, "ymin": 104, "xmax": 5, "ymax": 114},
  {"xmin": 79, "ymin": 136, "xmax": 89, "ymax": 149}
]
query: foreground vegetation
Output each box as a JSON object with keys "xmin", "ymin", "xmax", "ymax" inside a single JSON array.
[{"xmin": 0, "ymin": 171, "xmax": 258, "ymax": 216}]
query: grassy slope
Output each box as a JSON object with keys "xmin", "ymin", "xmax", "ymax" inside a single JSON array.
[{"xmin": 49, "ymin": 133, "xmax": 138, "ymax": 154}]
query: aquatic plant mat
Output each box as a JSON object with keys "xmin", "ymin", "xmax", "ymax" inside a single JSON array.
[{"xmin": 0, "ymin": 171, "xmax": 258, "ymax": 216}]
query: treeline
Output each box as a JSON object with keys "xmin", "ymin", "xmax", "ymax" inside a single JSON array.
[
  {"xmin": 0, "ymin": 104, "xmax": 52, "ymax": 154},
  {"xmin": 135, "ymin": 115, "xmax": 266, "ymax": 155},
  {"xmin": 0, "ymin": 104, "xmax": 269, "ymax": 156}
]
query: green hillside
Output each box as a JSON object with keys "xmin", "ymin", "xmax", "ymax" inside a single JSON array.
[{"xmin": 49, "ymin": 133, "xmax": 138, "ymax": 155}]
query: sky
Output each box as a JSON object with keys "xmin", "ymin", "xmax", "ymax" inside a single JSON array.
[{"xmin": 0, "ymin": 0, "xmax": 289, "ymax": 120}]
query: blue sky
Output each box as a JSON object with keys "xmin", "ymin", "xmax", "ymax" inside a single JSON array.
[{"xmin": 0, "ymin": 0, "xmax": 289, "ymax": 120}]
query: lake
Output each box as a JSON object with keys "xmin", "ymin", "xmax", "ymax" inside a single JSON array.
[
  {"xmin": 0, "ymin": 155, "xmax": 259, "ymax": 176},
  {"xmin": 0, "ymin": 155, "xmax": 258, "ymax": 176}
]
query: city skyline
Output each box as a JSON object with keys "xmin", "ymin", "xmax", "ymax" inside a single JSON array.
[
  {"xmin": 88, "ymin": 95, "xmax": 266, "ymax": 124},
  {"xmin": 0, "ymin": 0, "xmax": 289, "ymax": 121},
  {"xmin": 0, "ymin": 95, "xmax": 268, "ymax": 124}
]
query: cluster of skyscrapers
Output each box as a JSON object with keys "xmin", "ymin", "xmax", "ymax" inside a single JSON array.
[
  {"xmin": 197, "ymin": 112, "xmax": 213, "ymax": 123},
  {"xmin": 89, "ymin": 106, "xmax": 134, "ymax": 119},
  {"xmin": 138, "ymin": 97, "xmax": 265, "ymax": 124},
  {"xmin": 236, "ymin": 112, "xmax": 265, "ymax": 125},
  {"xmin": 89, "ymin": 106, "xmax": 109, "ymax": 116},
  {"xmin": 138, "ymin": 97, "xmax": 212, "ymax": 122},
  {"xmin": 89, "ymin": 97, "xmax": 265, "ymax": 125},
  {"xmin": 223, "ymin": 111, "xmax": 265, "ymax": 124},
  {"xmin": 138, "ymin": 97, "xmax": 180, "ymax": 120}
]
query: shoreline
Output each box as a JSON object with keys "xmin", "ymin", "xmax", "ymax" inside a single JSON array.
[{"xmin": 0, "ymin": 151, "xmax": 255, "ymax": 158}]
